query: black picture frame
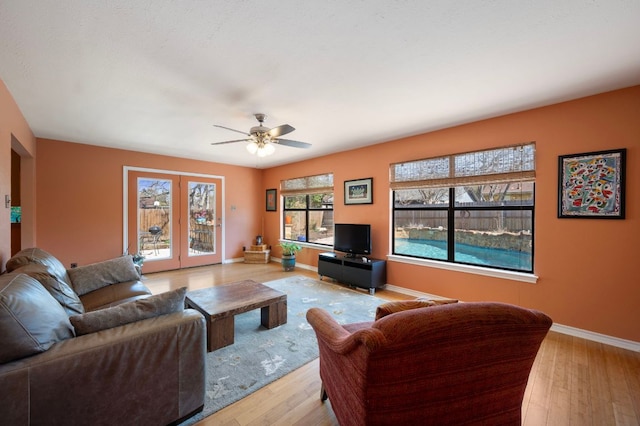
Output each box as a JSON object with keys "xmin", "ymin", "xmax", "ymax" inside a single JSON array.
[
  {"xmin": 558, "ymin": 148, "xmax": 626, "ymax": 219},
  {"xmin": 344, "ymin": 178, "xmax": 373, "ymax": 205},
  {"xmin": 266, "ymin": 188, "xmax": 277, "ymax": 211}
]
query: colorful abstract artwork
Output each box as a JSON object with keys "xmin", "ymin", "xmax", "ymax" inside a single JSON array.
[{"xmin": 558, "ymin": 149, "xmax": 626, "ymax": 219}]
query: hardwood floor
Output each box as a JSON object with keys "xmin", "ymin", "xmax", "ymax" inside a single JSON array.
[{"xmin": 144, "ymin": 262, "xmax": 640, "ymax": 426}]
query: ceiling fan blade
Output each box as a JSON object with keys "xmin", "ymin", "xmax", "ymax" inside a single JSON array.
[
  {"xmin": 210, "ymin": 138, "xmax": 250, "ymax": 145},
  {"xmin": 213, "ymin": 124, "xmax": 250, "ymax": 136},
  {"xmin": 268, "ymin": 124, "xmax": 295, "ymax": 138},
  {"xmin": 274, "ymin": 139, "xmax": 312, "ymax": 149}
]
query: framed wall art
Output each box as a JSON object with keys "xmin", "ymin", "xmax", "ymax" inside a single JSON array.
[
  {"xmin": 344, "ymin": 178, "xmax": 373, "ymax": 205},
  {"xmin": 266, "ymin": 188, "xmax": 277, "ymax": 211},
  {"xmin": 558, "ymin": 148, "xmax": 626, "ymax": 219}
]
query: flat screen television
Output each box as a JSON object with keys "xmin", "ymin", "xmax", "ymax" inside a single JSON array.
[{"xmin": 333, "ymin": 223, "xmax": 371, "ymax": 256}]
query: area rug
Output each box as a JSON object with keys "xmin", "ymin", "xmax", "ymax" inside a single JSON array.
[{"xmin": 180, "ymin": 275, "xmax": 384, "ymax": 425}]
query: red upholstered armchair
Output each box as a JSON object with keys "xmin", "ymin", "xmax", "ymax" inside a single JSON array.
[{"xmin": 306, "ymin": 302, "xmax": 552, "ymax": 426}]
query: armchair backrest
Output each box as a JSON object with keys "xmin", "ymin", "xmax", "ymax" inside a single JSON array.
[{"xmin": 308, "ymin": 302, "xmax": 552, "ymax": 426}]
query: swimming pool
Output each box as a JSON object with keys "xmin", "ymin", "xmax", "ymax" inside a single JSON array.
[{"xmin": 394, "ymin": 238, "xmax": 532, "ymax": 272}]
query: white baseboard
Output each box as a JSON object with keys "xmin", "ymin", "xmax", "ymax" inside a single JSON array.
[
  {"xmin": 384, "ymin": 284, "xmax": 640, "ymax": 352},
  {"xmin": 549, "ymin": 323, "xmax": 640, "ymax": 352}
]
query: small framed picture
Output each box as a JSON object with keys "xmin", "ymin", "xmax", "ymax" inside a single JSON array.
[
  {"xmin": 558, "ymin": 148, "xmax": 626, "ymax": 219},
  {"xmin": 266, "ymin": 188, "xmax": 277, "ymax": 211},
  {"xmin": 344, "ymin": 178, "xmax": 373, "ymax": 205}
]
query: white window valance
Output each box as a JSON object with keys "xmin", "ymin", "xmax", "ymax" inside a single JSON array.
[
  {"xmin": 390, "ymin": 142, "xmax": 535, "ymax": 190},
  {"xmin": 281, "ymin": 173, "xmax": 334, "ymax": 196}
]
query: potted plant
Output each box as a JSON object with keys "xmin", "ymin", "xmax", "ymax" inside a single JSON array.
[{"xmin": 279, "ymin": 241, "xmax": 302, "ymax": 271}]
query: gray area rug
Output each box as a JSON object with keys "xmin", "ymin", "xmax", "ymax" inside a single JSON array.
[{"xmin": 180, "ymin": 275, "xmax": 384, "ymax": 425}]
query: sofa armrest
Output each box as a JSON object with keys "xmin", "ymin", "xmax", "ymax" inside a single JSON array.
[
  {"xmin": 0, "ymin": 309, "xmax": 206, "ymax": 425},
  {"xmin": 79, "ymin": 280, "xmax": 152, "ymax": 311}
]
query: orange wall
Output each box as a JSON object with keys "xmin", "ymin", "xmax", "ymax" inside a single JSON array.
[
  {"xmin": 35, "ymin": 139, "xmax": 263, "ymax": 267},
  {"xmin": 264, "ymin": 86, "xmax": 640, "ymax": 342},
  {"xmin": 2, "ymin": 80, "xmax": 638, "ymax": 342},
  {"xmin": 0, "ymin": 79, "xmax": 37, "ymax": 269}
]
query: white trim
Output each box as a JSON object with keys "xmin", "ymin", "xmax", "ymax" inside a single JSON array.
[
  {"xmin": 277, "ymin": 239, "xmax": 333, "ymax": 252},
  {"xmin": 122, "ymin": 166, "xmax": 226, "ymax": 262},
  {"xmin": 387, "ymin": 254, "xmax": 538, "ymax": 284},
  {"xmin": 122, "ymin": 167, "xmax": 128, "ymax": 254},
  {"xmin": 385, "ymin": 284, "xmax": 639, "ymax": 352},
  {"xmin": 549, "ymin": 324, "xmax": 640, "ymax": 352}
]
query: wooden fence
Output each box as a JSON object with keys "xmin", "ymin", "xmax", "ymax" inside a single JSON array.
[{"xmin": 394, "ymin": 210, "xmax": 531, "ymax": 233}]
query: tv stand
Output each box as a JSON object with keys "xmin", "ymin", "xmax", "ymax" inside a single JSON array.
[{"xmin": 318, "ymin": 252, "xmax": 386, "ymax": 295}]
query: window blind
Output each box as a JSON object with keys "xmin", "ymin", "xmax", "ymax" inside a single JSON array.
[
  {"xmin": 390, "ymin": 142, "xmax": 535, "ymax": 190},
  {"xmin": 281, "ymin": 173, "xmax": 334, "ymax": 195}
]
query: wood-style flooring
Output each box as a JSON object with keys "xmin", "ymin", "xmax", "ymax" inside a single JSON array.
[{"xmin": 143, "ymin": 262, "xmax": 640, "ymax": 426}]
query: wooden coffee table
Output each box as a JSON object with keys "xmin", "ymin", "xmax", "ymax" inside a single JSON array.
[{"xmin": 185, "ymin": 280, "xmax": 287, "ymax": 352}]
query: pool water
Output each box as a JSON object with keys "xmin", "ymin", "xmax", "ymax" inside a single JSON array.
[{"xmin": 395, "ymin": 238, "xmax": 532, "ymax": 272}]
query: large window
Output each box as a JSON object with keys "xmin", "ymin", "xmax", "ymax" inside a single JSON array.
[
  {"xmin": 391, "ymin": 143, "xmax": 535, "ymax": 273},
  {"xmin": 282, "ymin": 173, "xmax": 334, "ymax": 245}
]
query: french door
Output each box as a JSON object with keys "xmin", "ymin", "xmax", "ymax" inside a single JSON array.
[{"xmin": 126, "ymin": 169, "xmax": 223, "ymax": 273}]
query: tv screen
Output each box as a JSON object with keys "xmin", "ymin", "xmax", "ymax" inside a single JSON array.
[{"xmin": 333, "ymin": 223, "xmax": 371, "ymax": 256}]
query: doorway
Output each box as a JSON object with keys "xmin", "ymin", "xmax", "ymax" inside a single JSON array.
[
  {"xmin": 125, "ymin": 168, "xmax": 224, "ymax": 273},
  {"xmin": 10, "ymin": 149, "xmax": 21, "ymax": 256}
]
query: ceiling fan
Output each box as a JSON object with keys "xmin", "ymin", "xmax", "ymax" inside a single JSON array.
[{"xmin": 211, "ymin": 113, "xmax": 312, "ymax": 157}]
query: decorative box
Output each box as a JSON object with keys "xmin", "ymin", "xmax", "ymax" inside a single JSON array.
[{"xmin": 244, "ymin": 249, "xmax": 270, "ymax": 264}]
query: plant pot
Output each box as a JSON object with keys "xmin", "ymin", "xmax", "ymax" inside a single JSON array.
[{"xmin": 282, "ymin": 254, "xmax": 296, "ymax": 271}]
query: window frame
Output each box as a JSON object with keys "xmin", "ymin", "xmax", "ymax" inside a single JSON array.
[
  {"xmin": 282, "ymin": 193, "xmax": 333, "ymax": 246},
  {"xmin": 392, "ymin": 185, "xmax": 535, "ymax": 273},
  {"xmin": 390, "ymin": 143, "xmax": 536, "ymax": 275},
  {"xmin": 280, "ymin": 173, "xmax": 334, "ymax": 246}
]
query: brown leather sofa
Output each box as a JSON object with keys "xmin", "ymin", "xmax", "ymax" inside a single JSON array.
[
  {"xmin": 0, "ymin": 248, "xmax": 206, "ymax": 425},
  {"xmin": 307, "ymin": 301, "xmax": 552, "ymax": 426}
]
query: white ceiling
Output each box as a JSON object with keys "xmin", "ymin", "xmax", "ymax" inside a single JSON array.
[{"xmin": 1, "ymin": 1, "xmax": 639, "ymax": 169}]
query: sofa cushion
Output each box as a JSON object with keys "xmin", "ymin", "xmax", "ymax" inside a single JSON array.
[
  {"xmin": 0, "ymin": 273, "xmax": 75, "ymax": 363},
  {"xmin": 11, "ymin": 263, "xmax": 85, "ymax": 316},
  {"xmin": 375, "ymin": 298, "xmax": 458, "ymax": 320},
  {"xmin": 69, "ymin": 287, "xmax": 187, "ymax": 336},
  {"xmin": 6, "ymin": 247, "xmax": 73, "ymax": 286},
  {"xmin": 67, "ymin": 255, "xmax": 141, "ymax": 296}
]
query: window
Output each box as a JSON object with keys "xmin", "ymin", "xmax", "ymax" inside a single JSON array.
[
  {"xmin": 282, "ymin": 173, "xmax": 334, "ymax": 245},
  {"xmin": 391, "ymin": 143, "xmax": 535, "ymax": 273}
]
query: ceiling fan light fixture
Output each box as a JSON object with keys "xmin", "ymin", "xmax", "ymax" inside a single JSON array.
[
  {"xmin": 257, "ymin": 143, "xmax": 275, "ymax": 157},
  {"xmin": 246, "ymin": 141, "xmax": 259, "ymax": 154},
  {"xmin": 212, "ymin": 113, "xmax": 311, "ymax": 157}
]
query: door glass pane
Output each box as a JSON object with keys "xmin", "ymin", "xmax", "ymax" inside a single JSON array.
[
  {"xmin": 138, "ymin": 178, "xmax": 172, "ymax": 260},
  {"xmin": 188, "ymin": 182, "xmax": 216, "ymax": 256}
]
